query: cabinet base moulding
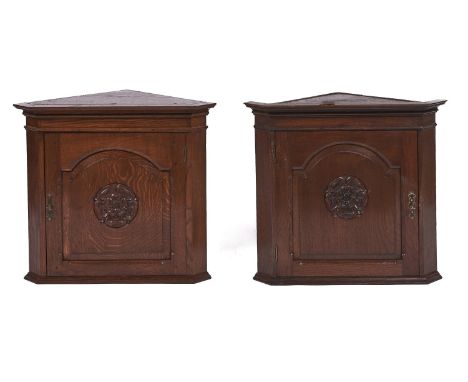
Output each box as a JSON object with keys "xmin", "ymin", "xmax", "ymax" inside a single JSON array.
[
  {"xmin": 25, "ymin": 272, "xmax": 211, "ymax": 284},
  {"xmin": 253, "ymin": 272, "xmax": 442, "ymax": 285}
]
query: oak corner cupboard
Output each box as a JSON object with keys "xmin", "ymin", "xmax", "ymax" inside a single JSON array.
[
  {"xmin": 15, "ymin": 90, "xmax": 215, "ymax": 284},
  {"xmin": 245, "ymin": 92, "xmax": 446, "ymax": 285}
]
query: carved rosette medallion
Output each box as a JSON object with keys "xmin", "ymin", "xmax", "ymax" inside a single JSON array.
[
  {"xmin": 324, "ymin": 176, "xmax": 368, "ymax": 219},
  {"xmin": 93, "ymin": 183, "xmax": 138, "ymax": 228}
]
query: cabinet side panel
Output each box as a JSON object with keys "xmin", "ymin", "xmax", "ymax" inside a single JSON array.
[
  {"xmin": 255, "ymin": 130, "xmax": 275, "ymax": 275},
  {"xmin": 418, "ymin": 127, "xmax": 437, "ymax": 275},
  {"xmin": 186, "ymin": 130, "xmax": 207, "ymax": 274},
  {"xmin": 26, "ymin": 130, "xmax": 46, "ymax": 275}
]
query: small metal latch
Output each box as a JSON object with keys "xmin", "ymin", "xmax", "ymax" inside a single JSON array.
[{"xmin": 408, "ymin": 192, "xmax": 417, "ymax": 219}]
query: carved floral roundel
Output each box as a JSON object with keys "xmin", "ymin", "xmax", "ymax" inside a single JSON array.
[
  {"xmin": 93, "ymin": 183, "xmax": 138, "ymax": 228},
  {"xmin": 324, "ymin": 176, "xmax": 368, "ymax": 219}
]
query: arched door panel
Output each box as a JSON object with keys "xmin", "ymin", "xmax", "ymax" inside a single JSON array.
[
  {"xmin": 62, "ymin": 150, "xmax": 170, "ymax": 261},
  {"xmin": 293, "ymin": 144, "xmax": 400, "ymax": 259},
  {"xmin": 45, "ymin": 133, "xmax": 186, "ymax": 277},
  {"xmin": 275, "ymin": 131, "xmax": 419, "ymax": 277}
]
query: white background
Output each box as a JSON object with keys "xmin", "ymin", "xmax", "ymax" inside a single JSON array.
[{"xmin": 0, "ymin": 1, "xmax": 466, "ymax": 381}]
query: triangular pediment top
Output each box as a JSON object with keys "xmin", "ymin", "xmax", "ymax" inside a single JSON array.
[
  {"xmin": 277, "ymin": 92, "xmax": 419, "ymax": 105},
  {"xmin": 245, "ymin": 92, "xmax": 446, "ymax": 113},
  {"xmin": 14, "ymin": 90, "xmax": 216, "ymax": 115}
]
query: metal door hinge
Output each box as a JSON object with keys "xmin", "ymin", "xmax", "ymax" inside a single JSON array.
[
  {"xmin": 46, "ymin": 194, "xmax": 54, "ymax": 221},
  {"xmin": 274, "ymin": 245, "xmax": 278, "ymax": 263},
  {"xmin": 271, "ymin": 139, "xmax": 276, "ymax": 162}
]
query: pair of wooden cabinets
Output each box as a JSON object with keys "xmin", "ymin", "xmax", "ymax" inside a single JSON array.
[{"xmin": 15, "ymin": 90, "xmax": 445, "ymax": 284}]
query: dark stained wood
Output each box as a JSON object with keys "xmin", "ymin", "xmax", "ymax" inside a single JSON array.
[
  {"xmin": 26, "ymin": 131, "xmax": 47, "ymax": 276},
  {"xmin": 16, "ymin": 90, "xmax": 215, "ymax": 283},
  {"xmin": 246, "ymin": 92, "xmax": 445, "ymax": 285},
  {"xmin": 14, "ymin": 90, "xmax": 216, "ymax": 115},
  {"xmin": 418, "ymin": 127, "xmax": 438, "ymax": 275},
  {"xmin": 252, "ymin": 112, "xmax": 436, "ymax": 131},
  {"xmin": 25, "ymin": 115, "xmax": 207, "ymax": 133},
  {"xmin": 25, "ymin": 272, "xmax": 211, "ymax": 284},
  {"xmin": 245, "ymin": 92, "xmax": 445, "ymax": 114},
  {"xmin": 255, "ymin": 130, "xmax": 276, "ymax": 275},
  {"xmin": 185, "ymin": 131, "xmax": 208, "ymax": 274},
  {"xmin": 254, "ymin": 271, "xmax": 442, "ymax": 285},
  {"xmin": 285, "ymin": 132, "xmax": 413, "ymax": 261},
  {"xmin": 52, "ymin": 137, "xmax": 175, "ymax": 264}
]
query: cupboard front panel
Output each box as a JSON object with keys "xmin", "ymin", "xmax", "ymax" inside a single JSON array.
[
  {"xmin": 45, "ymin": 133, "xmax": 187, "ymax": 276},
  {"xmin": 276, "ymin": 131, "xmax": 418, "ymax": 277}
]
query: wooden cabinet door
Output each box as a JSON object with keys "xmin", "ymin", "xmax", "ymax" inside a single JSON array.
[
  {"xmin": 276, "ymin": 131, "xmax": 418, "ymax": 277},
  {"xmin": 45, "ymin": 133, "xmax": 186, "ymax": 276}
]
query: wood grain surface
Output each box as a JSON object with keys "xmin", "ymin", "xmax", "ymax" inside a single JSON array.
[
  {"xmin": 18, "ymin": 90, "xmax": 213, "ymax": 283},
  {"xmin": 247, "ymin": 92, "xmax": 445, "ymax": 285}
]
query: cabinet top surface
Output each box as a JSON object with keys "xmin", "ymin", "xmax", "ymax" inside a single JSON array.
[
  {"xmin": 245, "ymin": 92, "xmax": 446, "ymax": 114},
  {"xmin": 14, "ymin": 90, "xmax": 216, "ymax": 115}
]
